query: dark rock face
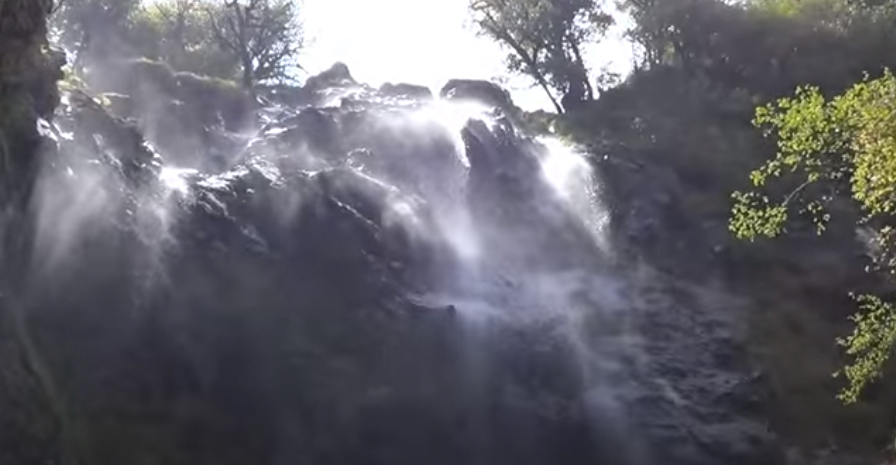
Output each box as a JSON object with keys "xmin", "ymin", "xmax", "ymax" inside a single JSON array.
[
  {"xmin": 263, "ymin": 108, "xmax": 344, "ymax": 161},
  {"xmin": 622, "ymin": 276, "xmax": 787, "ymax": 465},
  {"xmin": 0, "ymin": 3, "xmax": 67, "ymax": 465},
  {"xmin": 82, "ymin": 58, "xmax": 257, "ymax": 170},
  {"xmin": 21, "ymin": 77, "xmax": 602, "ymax": 465},
  {"xmin": 5, "ymin": 59, "xmax": 788, "ymax": 465}
]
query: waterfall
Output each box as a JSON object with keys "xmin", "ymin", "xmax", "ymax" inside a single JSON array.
[{"xmin": 15, "ymin": 65, "xmax": 782, "ymax": 465}]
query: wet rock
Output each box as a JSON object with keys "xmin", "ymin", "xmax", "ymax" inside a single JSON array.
[
  {"xmin": 462, "ymin": 119, "xmax": 547, "ymax": 207},
  {"xmin": 380, "ymin": 82, "xmax": 433, "ymax": 100},
  {"xmin": 32, "ymin": 84, "xmax": 619, "ymax": 464},
  {"xmin": 289, "ymin": 108, "xmax": 342, "ymax": 155},
  {"xmin": 257, "ymin": 108, "xmax": 343, "ymax": 164},
  {"xmin": 304, "ymin": 62, "xmax": 357, "ymax": 92},
  {"xmin": 82, "ymin": 58, "xmax": 259, "ymax": 170},
  {"xmin": 256, "ymin": 83, "xmax": 307, "ymax": 107},
  {"xmin": 440, "ymin": 79, "xmax": 516, "ymax": 112},
  {"xmin": 100, "ymin": 92, "xmax": 135, "ymax": 120},
  {"xmin": 66, "ymin": 91, "xmax": 161, "ymax": 183},
  {"xmin": 173, "ymin": 70, "xmax": 257, "ymax": 130}
]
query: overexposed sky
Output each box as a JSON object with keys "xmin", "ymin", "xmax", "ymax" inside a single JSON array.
[
  {"xmin": 300, "ymin": 0, "xmax": 633, "ymax": 111},
  {"xmin": 144, "ymin": 0, "xmax": 634, "ymax": 111},
  {"xmin": 302, "ymin": 0, "xmax": 504, "ymax": 95}
]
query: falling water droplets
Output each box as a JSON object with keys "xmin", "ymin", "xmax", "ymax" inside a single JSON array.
[{"xmin": 535, "ymin": 137, "xmax": 612, "ymax": 254}]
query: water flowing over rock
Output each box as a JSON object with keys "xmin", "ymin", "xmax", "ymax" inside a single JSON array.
[{"xmin": 8, "ymin": 63, "xmax": 787, "ymax": 465}]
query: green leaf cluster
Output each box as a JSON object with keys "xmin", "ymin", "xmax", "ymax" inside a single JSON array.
[
  {"xmin": 128, "ymin": 0, "xmax": 240, "ymax": 80},
  {"xmin": 52, "ymin": 0, "xmax": 303, "ymax": 87},
  {"xmin": 731, "ymin": 70, "xmax": 896, "ymax": 402},
  {"xmin": 836, "ymin": 294, "xmax": 896, "ymax": 403}
]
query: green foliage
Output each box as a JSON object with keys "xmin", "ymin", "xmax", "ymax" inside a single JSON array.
[
  {"xmin": 836, "ymin": 294, "xmax": 896, "ymax": 403},
  {"xmin": 730, "ymin": 191, "xmax": 789, "ymax": 239},
  {"xmin": 52, "ymin": 0, "xmax": 303, "ymax": 87},
  {"xmin": 128, "ymin": 0, "xmax": 239, "ymax": 79},
  {"xmin": 748, "ymin": 0, "xmax": 896, "ymax": 23},
  {"xmin": 468, "ymin": 0, "xmax": 613, "ymax": 112},
  {"xmin": 748, "ymin": 0, "xmax": 854, "ymax": 19},
  {"xmin": 208, "ymin": 0, "xmax": 304, "ymax": 88},
  {"xmin": 621, "ymin": 0, "xmax": 740, "ymax": 69},
  {"xmin": 621, "ymin": 0, "xmax": 896, "ymax": 97},
  {"xmin": 731, "ymin": 71, "xmax": 896, "ymax": 402},
  {"xmin": 732, "ymin": 73, "xmax": 896, "ymax": 240}
]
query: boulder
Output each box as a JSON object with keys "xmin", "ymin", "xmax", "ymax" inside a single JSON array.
[
  {"xmin": 304, "ymin": 62, "xmax": 357, "ymax": 92},
  {"xmin": 439, "ymin": 79, "xmax": 516, "ymax": 112},
  {"xmin": 269, "ymin": 107, "xmax": 343, "ymax": 159},
  {"xmin": 380, "ymin": 82, "xmax": 433, "ymax": 100}
]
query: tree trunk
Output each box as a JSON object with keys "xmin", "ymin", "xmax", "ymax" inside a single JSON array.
[
  {"xmin": 537, "ymin": 77, "xmax": 563, "ymax": 113},
  {"xmin": 233, "ymin": 4, "xmax": 255, "ymax": 94},
  {"xmin": 241, "ymin": 59, "xmax": 253, "ymax": 90},
  {"xmin": 482, "ymin": 11, "xmax": 564, "ymax": 113},
  {"xmin": 568, "ymin": 38, "xmax": 594, "ymax": 100},
  {"xmin": 504, "ymin": 38, "xmax": 563, "ymax": 113}
]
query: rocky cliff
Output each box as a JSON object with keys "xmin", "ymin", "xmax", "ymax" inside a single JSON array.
[{"xmin": 0, "ymin": 12, "xmax": 880, "ymax": 461}]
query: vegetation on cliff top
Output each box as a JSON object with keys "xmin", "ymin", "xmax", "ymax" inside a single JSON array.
[
  {"xmin": 54, "ymin": 0, "xmax": 303, "ymax": 89},
  {"xmin": 468, "ymin": 0, "xmax": 614, "ymax": 113}
]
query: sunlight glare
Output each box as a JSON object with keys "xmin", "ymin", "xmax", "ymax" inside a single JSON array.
[
  {"xmin": 143, "ymin": 0, "xmax": 634, "ymax": 111},
  {"xmin": 538, "ymin": 137, "xmax": 590, "ymax": 200},
  {"xmin": 159, "ymin": 167, "xmax": 198, "ymax": 195},
  {"xmin": 407, "ymin": 99, "xmax": 495, "ymax": 168},
  {"xmin": 301, "ymin": 0, "xmax": 632, "ymax": 111}
]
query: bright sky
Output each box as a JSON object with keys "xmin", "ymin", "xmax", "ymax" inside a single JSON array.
[
  {"xmin": 143, "ymin": 0, "xmax": 634, "ymax": 111},
  {"xmin": 300, "ymin": 0, "xmax": 633, "ymax": 111}
]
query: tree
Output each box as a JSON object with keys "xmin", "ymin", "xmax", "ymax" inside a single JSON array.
[
  {"xmin": 129, "ymin": 0, "xmax": 240, "ymax": 79},
  {"xmin": 730, "ymin": 71, "xmax": 896, "ymax": 404},
  {"xmin": 52, "ymin": 0, "xmax": 304, "ymax": 86},
  {"xmin": 469, "ymin": 0, "xmax": 613, "ymax": 113},
  {"xmin": 620, "ymin": 0, "xmax": 768, "ymax": 75},
  {"xmin": 207, "ymin": 0, "xmax": 303, "ymax": 91},
  {"xmin": 620, "ymin": 0, "xmax": 896, "ymax": 97}
]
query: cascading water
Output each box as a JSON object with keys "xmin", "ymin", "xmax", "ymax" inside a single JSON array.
[{"xmin": 17, "ymin": 63, "xmax": 783, "ymax": 465}]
